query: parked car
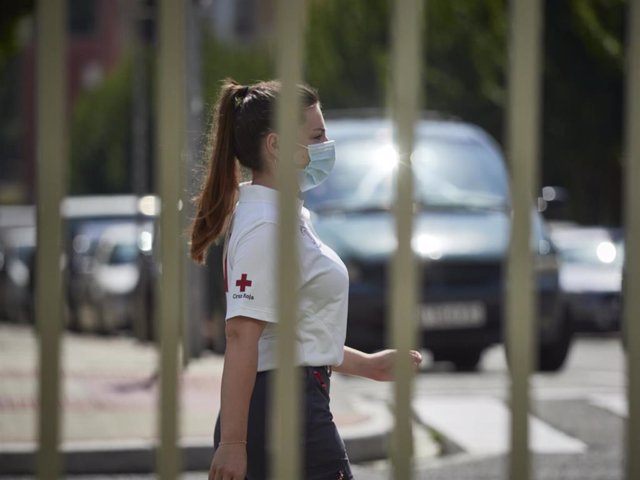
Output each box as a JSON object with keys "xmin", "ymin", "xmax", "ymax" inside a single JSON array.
[
  {"xmin": 304, "ymin": 115, "xmax": 572, "ymax": 371},
  {"xmin": 0, "ymin": 206, "xmax": 36, "ymax": 323},
  {"xmin": 0, "ymin": 226, "xmax": 36, "ymax": 324},
  {"xmin": 61, "ymin": 195, "xmax": 159, "ymax": 332},
  {"xmin": 549, "ymin": 225, "xmax": 624, "ymax": 332},
  {"xmin": 83, "ymin": 222, "xmax": 154, "ymax": 334}
]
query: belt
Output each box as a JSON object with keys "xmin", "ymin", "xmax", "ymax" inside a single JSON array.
[{"xmin": 305, "ymin": 365, "xmax": 332, "ymax": 377}]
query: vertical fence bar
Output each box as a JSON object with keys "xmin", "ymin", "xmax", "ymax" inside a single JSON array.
[
  {"xmin": 272, "ymin": 0, "xmax": 307, "ymax": 478},
  {"xmin": 35, "ymin": 0, "xmax": 67, "ymax": 478},
  {"xmin": 182, "ymin": 0, "xmax": 206, "ymax": 366},
  {"xmin": 156, "ymin": 0, "xmax": 186, "ymax": 478},
  {"xmin": 624, "ymin": 0, "xmax": 640, "ymax": 478},
  {"xmin": 389, "ymin": 0, "xmax": 423, "ymax": 478},
  {"xmin": 506, "ymin": 1, "xmax": 543, "ymax": 479}
]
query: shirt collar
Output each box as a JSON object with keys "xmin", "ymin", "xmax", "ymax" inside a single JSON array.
[{"xmin": 238, "ymin": 183, "xmax": 304, "ymax": 214}]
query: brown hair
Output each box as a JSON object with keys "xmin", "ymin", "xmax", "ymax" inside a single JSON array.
[{"xmin": 189, "ymin": 78, "xmax": 319, "ymax": 264}]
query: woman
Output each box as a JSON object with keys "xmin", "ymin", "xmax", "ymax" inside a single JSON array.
[{"xmin": 189, "ymin": 79, "xmax": 422, "ymax": 480}]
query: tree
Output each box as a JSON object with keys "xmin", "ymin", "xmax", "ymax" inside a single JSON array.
[
  {"xmin": 303, "ymin": 0, "xmax": 626, "ymax": 225},
  {"xmin": 69, "ymin": 57, "xmax": 134, "ymax": 194},
  {"xmin": 305, "ymin": 0, "xmax": 391, "ymax": 109},
  {"xmin": 542, "ymin": 0, "xmax": 625, "ymax": 225}
]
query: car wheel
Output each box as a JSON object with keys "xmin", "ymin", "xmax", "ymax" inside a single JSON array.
[
  {"xmin": 537, "ymin": 314, "xmax": 572, "ymax": 372},
  {"xmin": 94, "ymin": 303, "xmax": 113, "ymax": 335}
]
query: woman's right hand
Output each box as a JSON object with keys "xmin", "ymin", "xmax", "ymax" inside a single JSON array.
[{"xmin": 209, "ymin": 444, "xmax": 247, "ymax": 480}]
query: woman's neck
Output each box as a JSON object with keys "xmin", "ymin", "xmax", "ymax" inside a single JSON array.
[{"xmin": 251, "ymin": 170, "xmax": 276, "ymax": 189}]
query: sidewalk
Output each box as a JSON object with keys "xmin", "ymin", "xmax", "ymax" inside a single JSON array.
[{"xmin": 0, "ymin": 324, "xmax": 437, "ymax": 475}]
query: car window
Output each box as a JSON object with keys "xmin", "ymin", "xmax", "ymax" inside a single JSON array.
[
  {"xmin": 16, "ymin": 246, "xmax": 35, "ymax": 265},
  {"xmin": 304, "ymin": 136, "xmax": 509, "ymax": 212},
  {"xmin": 108, "ymin": 243, "xmax": 139, "ymax": 265}
]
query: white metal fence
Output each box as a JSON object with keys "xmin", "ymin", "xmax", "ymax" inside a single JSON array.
[{"xmin": 34, "ymin": 0, "xmax": 639, "ymax": 479}]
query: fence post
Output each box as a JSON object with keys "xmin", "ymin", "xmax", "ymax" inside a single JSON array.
[
  {"xmin": 389, "ymin": 0, "xmax": 423, "ymax": 478},
  {"xmin": 623, "ymin": 0, "xmax": 640, "ymax": 478},
  {"xmin": 272, "ymin": 0, "xmax": 307, "ymax": 478},
  {"xmin": 35, "ymin": 0, "xmax": 67, "ymax": 477},
  {"xmin": 156, "ymin": 0, "xmax": 186, "ymax": 477},
  {"xmin": 505, "ymin": 1, "xmax": 543, "ymax": 479}
]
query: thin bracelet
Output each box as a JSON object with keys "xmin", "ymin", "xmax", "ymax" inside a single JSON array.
[{"xmin": 219, "ymin": 440, "xmax": 247, "ymax": 446}]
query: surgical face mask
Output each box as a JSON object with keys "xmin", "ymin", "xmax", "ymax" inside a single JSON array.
[{"xmin": 297, "ymin": 140, "xmax": 336, "ymax": 192}]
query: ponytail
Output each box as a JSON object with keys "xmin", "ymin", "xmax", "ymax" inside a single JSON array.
[{"xmin": 189, "ymin": 79, "xmax": 245, "ymax": 264}]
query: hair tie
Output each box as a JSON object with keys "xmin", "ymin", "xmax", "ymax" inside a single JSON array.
[{"xmin": 234, "ymin": 86, "xmax": 249, "ymax": 107}]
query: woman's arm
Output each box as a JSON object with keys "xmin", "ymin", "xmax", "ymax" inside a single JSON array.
[
  {"xmin": 209, "ymin": 315, "xmax": 266, "ymax": 480},
  {"xmin": 219, "ymin": 315, "xmax": 266, "ymax": 440},
  {"xmin": 332, "ymin": 346, "xmax": 372, "ymax": 377},
  {"xmin": 333, "ymin": 346, "xmax": 422, "ymax": 381}
]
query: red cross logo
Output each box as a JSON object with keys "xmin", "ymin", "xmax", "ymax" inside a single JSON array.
[{"xmin": 236, "ymin": 273, "xmax": 252, "ymax": 292}]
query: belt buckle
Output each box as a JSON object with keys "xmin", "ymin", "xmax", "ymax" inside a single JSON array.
[{"xmin": 325, "ymin": 365, "xmax": 332, "ymax": 377}]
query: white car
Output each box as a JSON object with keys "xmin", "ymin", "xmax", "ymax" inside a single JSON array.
[
  {"xmin": 550, "ymin": 225, "xmax": 624, "ymax": 332},
  {"xmin": 0, "ymin": 226, "xmax": 36, "ymax": 324},
  {"xmin": 84, "ymin": 222, "xmax": 153, "ymax": 334}
]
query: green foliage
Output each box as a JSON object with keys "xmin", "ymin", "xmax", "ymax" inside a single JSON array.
[
  {"xmin": 425, "ymin": 0, "xmax": 507, "ymax": 142},
  {"xmin": 303, "ymin": 0, "xmax": 625, "ymax": 225},
  {"xmin": 201, "ymin": 33, "xmax": 274, "ymax": 116},
  {"xmin": 542, "ymin": 0, "xmax": 625, "ymax": 224},
  {"xmin": 66, "ymin": 0, "xmax": 627, "ymax": 223},
  {"xmin": 69, "ymin": 57, "xmax": 133, "ymax": 194},
  {"xmin": 304, "ymin": 0, "xmax": 508, "ymax": 135},
  {"xmin": 0, "ymin": 0, "xmax": 34, "ymax": 68},
  {"xmin": 305, "ymin": 0, "xmax": 391, "ymax": 109}
]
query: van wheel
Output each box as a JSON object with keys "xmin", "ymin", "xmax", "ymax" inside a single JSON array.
[{"xmin": 538, "ymin": 316, "xmax": 572, "ymax": 372}]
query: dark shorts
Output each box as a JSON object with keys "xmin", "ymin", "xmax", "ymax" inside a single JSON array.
[{"xmin": 214, "ymin": 366, "xmax": 354, "ymax": 480}]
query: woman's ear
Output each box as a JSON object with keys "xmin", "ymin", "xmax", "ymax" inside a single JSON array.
[{"xmin": 265, "ymin": 132, "xmax": 279, "ymax": 159}]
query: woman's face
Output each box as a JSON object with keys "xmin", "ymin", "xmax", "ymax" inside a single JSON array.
[{"xmin": 295, "ymin": 103, "xmax": 329, "ymax": 168}]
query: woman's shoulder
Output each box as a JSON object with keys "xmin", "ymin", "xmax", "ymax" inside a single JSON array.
[{"xmin": 230, "ymin": 209, "xmax": 278, "ymax": 247}]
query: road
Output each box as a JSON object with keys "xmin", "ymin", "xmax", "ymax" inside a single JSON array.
[
  {"xmin": 3, "ymin": 334, "xmax": 627, "ymax": 479},
  {"xmin": 348, "ymin": 333, "xmax": 628, "ymax": 479}
]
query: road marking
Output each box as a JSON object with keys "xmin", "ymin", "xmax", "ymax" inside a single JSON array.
[
  {"xmin": 413, "ymin": 396, "xmax": 587, "ymax": 455},
  {"xmin": 588, "ymin": 393, "xmax": 628, "ymax": 417}
]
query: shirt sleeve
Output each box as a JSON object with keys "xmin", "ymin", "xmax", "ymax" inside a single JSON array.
[{"xmin": 225, "ymin": 221, "xmax": 279, "ymax": 323}]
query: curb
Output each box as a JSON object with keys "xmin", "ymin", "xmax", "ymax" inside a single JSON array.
[
  {"xmin": 0, "ymin": 442, "xmax": 212, "ymax": 475},
  {"xmin": 342, "ymin": 397, "xmax": 393, "ymax": 463},
  {"xmin": 0, "ymin": 403, "xmax": 394, "ymax": 476}
]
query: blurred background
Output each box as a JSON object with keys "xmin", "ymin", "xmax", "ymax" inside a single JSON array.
[{"xmin": 0, "ymin": 0, "xmax": 631, "ymax": 478}]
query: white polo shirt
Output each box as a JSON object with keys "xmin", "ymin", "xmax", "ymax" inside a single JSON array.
[{"xmin": 223, "ymin": 183, "xmax": 349, "ymax": 372}]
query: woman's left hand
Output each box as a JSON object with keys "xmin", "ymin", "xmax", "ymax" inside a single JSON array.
[{"xmin": 365, "ymin": 349, "xmax": 423, "ymax": 382}]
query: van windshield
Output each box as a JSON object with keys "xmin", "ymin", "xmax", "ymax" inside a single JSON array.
[{"xmin": 304, "ymin": 137, "xmax": 509, "ymax": 213}]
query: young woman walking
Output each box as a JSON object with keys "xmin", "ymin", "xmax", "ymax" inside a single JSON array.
[{"xmin": 190, "ymin": 79, "xmax": 422, "ymax": 480}]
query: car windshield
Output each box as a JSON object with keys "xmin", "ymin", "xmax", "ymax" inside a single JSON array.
[{"xmin": 304, "ymin": 137, "xmax": 509, "ymax": 212}]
